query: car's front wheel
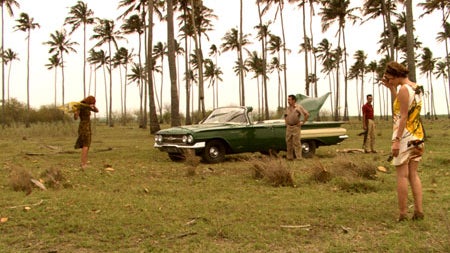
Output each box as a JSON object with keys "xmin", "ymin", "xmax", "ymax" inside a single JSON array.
[
  {"xmin": 202, "ymin": 140, "xmax": 226, "ymax": 163},
  {"xmin": 302, "ymin": 140, "xmax": 316, "ymax": 158}
]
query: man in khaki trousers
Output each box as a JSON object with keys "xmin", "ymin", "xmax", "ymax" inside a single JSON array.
[{"xmin": 284, "ymin": 95, "xmax": 309, "ymax": 160}]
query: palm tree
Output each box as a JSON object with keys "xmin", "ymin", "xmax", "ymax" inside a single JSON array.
[
  {"xmin": 43, "ymin": 29, "xmax": 78, "ymax": 106},
  {"xmin": 348, "ymin": 50, "xmax": 367, "ymax": 121},
  {"xmin": 418, "ymin": 47, "xmax": 437, "ymax": 120},
  {"xmin": 203, "ymin": 58, "xmax": 223, "ymax": 108},
  {"xmin": 87, "ymin": 48, "xmax": 109, "ymax": 120},
  {"xmin": 400, "ymin": 0, "xmax": 417, "ymax": 82},
  {"xmin": 187, "ymin": 0, "xmax": 217, "ymax": 118},
  {"xmin": 14, "ymin": 12, "xmax": 39, "ymax": 127},
  {"xmin": 114, "ymin": 47, "xmax": 133, "ymax": 122},
  {"xmin": 44, "ymin": 54, "xmax": 61, "ymax": 107},
  {"xmin": 91, "ymin": 18, "xmax": 124, "ymax": 127},
  {"xmin": 263, "ymin": 0, "xmax": 289, "ymax": 106},
  {"xmin": 245, "ymin": 50, "xmax": 265, "ymax": 120},
  {"xmin": 221, "ymin": 28, "xmax": 250, "ymax": 106},
  {"xmin": 208, "ymin": 44, "xmax": 221, "ymax": 108},
  {"xmin": 176, "ymin": 0, "xmax": 193, "ymax": 125},
  {"xmin": 299, "ymin": 36, "xmax": 313, "ymax": 95},
  {"xmin": 173, "ymin": 39, "xmax": 185, "ymax": 100},
  {"xmin": 128, "ymin": 62, "xmax": 147, "ymax": 127},
  {"xmin": 166, "ymin": 0, "xmax": 181, "ymax": 126},
  {"xmin": 1, "ymin": 0, "xmax": 19, "ymax": 127},
  {"xmin": 65, "ymin": 0, "xmax": 94, "ymax": 98},
  {"xmin": 421, "ymin": 0, "xmax": 450, "ymax": 114},
  {"xmin": 319, "ymin": 0, "xmax": 359, "ymax": 120},
  {"xmin": 255, "ymin": 2, "xmax": 270, "ymax": 120},
  {"xmin": 146, "ymin": 0, "xmax": 161, "ymax": 133},
  {"xmin": 363, "ymin": 0, "xmax": 397, "ymax": 60},
  {"xmin": 315, "ymin": 38, "xmax": 335, "ymax": 117},
  {"xmin": 121, "ymin": 13, "xmax": 144, "ymax": 122},
  {"xmin": 434, "ymin": 60, "xmax": 450, "ymax": 118},
  {"xmin": 267, "ymin": 34, "xmax": 284, "ymax": 109},
  {"xmin": 366, "ymin": 60, "xmax": 381, "ymax": 118},
  {"xmin": 1, "ymin": 48, "xmax": 18, "ymax": 102},
  {"xmin": 153, "ymin": 41, "xmax": 167, "ymax": 122}
]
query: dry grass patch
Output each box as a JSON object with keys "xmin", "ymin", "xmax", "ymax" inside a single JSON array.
[
  {"xmin": 250, "ymin": 157, "xmax": 294, "ymax": 187},
  {"xmin": 310, "ymin": 162, "xmax": 333, "ymax": 183},
  {"xmin": 39, "ymin": 167, "xmax": 68, "ymax": 189},
  {"xmin": 307, "ymin": 155, "xmax": 379, "ymax": 193},
  {"xmin": 183, "ymin": 149, "xmax": 201, "ymax": 176},
  {"xmin": 9, "ymin": 166, "xmax": 33, "ymax": 194}
]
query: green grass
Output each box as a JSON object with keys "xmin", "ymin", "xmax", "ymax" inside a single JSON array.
[{"xmin": 1, "ymin": 118, "xmax": 450, "ymax": 252}]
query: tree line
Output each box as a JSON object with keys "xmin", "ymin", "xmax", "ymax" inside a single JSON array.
[{"xmin": 1, "ymin": 0, "xmax": 450, "ymax": 131}]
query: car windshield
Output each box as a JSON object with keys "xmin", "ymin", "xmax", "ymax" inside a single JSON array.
[{"xmin": 202, "ymin": 107, "xmax": 248, "ymax": 124}]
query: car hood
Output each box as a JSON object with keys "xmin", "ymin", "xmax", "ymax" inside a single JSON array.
[{"xmin": 156, "ymin": 123, "xmax": 246, "ymax": 135}]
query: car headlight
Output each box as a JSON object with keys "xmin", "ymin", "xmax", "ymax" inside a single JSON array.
[
  {"xmin": 155, "ymin": 135, "xmax": 163, "ymax": 143},
  {"xmin": 182, "ymin": 135, "xmax": 194, "ymax": 144}
]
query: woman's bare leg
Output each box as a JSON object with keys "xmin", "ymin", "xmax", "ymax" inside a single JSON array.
[
  {"xmin": 396, "ymin": 163, "xmax": 409, "ymax": 217},
  {"xmin": 408, "ymin": 160, "xmax": 423, "ymax": 214},
  {"xmin": 81, "ymin": 146, "xmax": 89, "ymax": 168}
]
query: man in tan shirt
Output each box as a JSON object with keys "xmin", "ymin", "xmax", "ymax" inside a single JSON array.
[{"xmin": 284, "ymin": 94, "xmax": 309, "ymax": 160}]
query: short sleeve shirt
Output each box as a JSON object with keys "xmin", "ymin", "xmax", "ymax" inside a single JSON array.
[
  {"xmin": 362, "ymin": 103, "xmax": 374, "ymax": 120},
  {"xmin": 285, "ymin": 104, "xmax": 307, "ymax": 126}
]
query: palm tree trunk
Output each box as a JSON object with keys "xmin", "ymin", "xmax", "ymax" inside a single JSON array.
[
  {"xmin": 302, "ymin": 1, "xmax": 309, "ymax": 96},
  {"xmin": 1, "ymin": 6, "xmax": 4, "ymax": 128},
  {"xmin": 83, "ymin": 23, "xmax": 87, "ymax": 97},
  {"xmin": 26, "ymin": 31, "xmax": 31, "ymax": 128},
  {"xmin": 54, "ymin": 66, "xmax": 57, "ymax": 107},
  {"xmin": 404, "ymin": 0, "xmax": 417, "ymax": 82},
  {"xmin": 239, "ymin": 0, "xmax": 245, "ymax": 106},
  {"xmin": 167, "ymin": 0, "xmax": 180, "ymax": 126},
  {"xmin": 342, "ymin": 29, "xmax": 349, "ymax": 121},
  {"xmin": 147, "ymin": 0, "xmax": 160, "ymax": 133},
  {"xmin": 108, "ymin": 42, "xmax": 113, "ymax": 127},
  {"xmin": 102, "ymin": 64, "xmax": 109, "ymax": 124}
]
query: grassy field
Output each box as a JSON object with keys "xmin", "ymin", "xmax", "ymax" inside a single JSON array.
[{"xmin": 0, "ymin": 118, "xmax": 449, "ymax": 252}]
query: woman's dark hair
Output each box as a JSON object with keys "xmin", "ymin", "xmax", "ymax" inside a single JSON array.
[
  {"xmin": 385, "ymin": 61, "xmax": 409, "ymax": 78},
  {"xmin": 82, "ymin": 96, "xmax": 96, "ymax": 104}
]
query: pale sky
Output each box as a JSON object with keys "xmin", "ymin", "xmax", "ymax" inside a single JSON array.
[{"xmin": 2, "ymin": 0, "xmax": 448, "ymax": 118}]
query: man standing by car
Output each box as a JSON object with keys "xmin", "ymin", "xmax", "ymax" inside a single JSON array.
[
  {"xmin": 362, "ymin": 94, "xmax": 376, "ymax": 153},
  {"xmin": 285, "ymin": 94, "xmax": 309, "ymax": 160}
]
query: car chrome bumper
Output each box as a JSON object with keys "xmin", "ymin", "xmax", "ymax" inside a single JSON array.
[{"xmin": 154, "ymin": 141, "xmax": 206, "ymax": 150}]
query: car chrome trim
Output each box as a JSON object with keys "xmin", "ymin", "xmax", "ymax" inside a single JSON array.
[{"xmin": 154, "ymin": 141, "xmax": 206, "ymax": 149}]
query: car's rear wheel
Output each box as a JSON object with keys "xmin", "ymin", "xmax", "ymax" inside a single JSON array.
[
  {"xmin": 168, "ymin": 153, "xmax": 185, "ymax": 162},
  {"xmin": 302, "ymin": 140, "xmax": 316, "ymax": 158},
  {"xmin": 202, "ymin": 140, "xmax": 226, "ymax": 163}
]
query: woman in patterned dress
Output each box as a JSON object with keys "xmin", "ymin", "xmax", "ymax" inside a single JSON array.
[
  {"xmin": 382, "ymin": 61, "xmax": 425, "ymax": 222},
  {"xmin": 74, "ymin": 96, "xmax": 99, "ymax": 169}
]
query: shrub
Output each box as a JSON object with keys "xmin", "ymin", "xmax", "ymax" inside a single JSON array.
[
  {"xmin": 250, "ymin": 157, "xmax": 294, "ymax": 187},
  {"xmin": 9, "ymin": 167, "xmax": 33, "ymax": 195}
]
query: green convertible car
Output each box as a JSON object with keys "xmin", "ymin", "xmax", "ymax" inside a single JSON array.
[{"xmin": 154, "ymin": 104, "xmax": 348, "ymax": 163}]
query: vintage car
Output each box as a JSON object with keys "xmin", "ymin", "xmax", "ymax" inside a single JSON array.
[{"xmin": 154, "ymin": 93, "xmax": 348, "ymax": 163}]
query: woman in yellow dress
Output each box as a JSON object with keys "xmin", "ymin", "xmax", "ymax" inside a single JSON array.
[{"xmin": 382, "ymin": 61, "xmax": 425, "ymax": 222}]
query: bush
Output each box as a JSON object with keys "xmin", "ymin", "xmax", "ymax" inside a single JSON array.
[{"xmin": 250, "ymin": 157, "xmax": 294, "ymax": 187}]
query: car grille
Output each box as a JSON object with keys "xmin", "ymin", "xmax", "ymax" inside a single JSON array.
[{"xmin": 161, "ymin": 135, "xmax": 185, "ymax": 144}]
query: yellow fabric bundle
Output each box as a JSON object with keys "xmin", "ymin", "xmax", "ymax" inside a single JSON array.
[{"xmin": 58, "ymin": 102, "xmax": 82, "ymax": 114}]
